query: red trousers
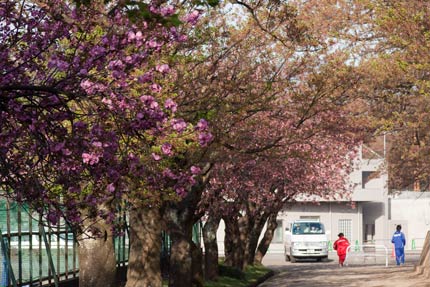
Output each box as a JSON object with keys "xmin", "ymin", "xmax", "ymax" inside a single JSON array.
[{"xmin": 338, "ymin": 254, "xmax": 346, "ymax": 265}]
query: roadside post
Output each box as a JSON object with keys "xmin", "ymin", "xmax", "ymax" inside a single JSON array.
[{"xmin": 354, "ymin": 240, "xmax": 360, "ymax": 252}]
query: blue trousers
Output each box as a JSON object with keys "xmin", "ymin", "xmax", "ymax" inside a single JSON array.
[{"xmin": 395, "ymin": 247, "xmax": 405, "ymax": 265}]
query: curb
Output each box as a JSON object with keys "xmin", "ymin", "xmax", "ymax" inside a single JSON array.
[{"xmin": 246, "ymin": 270, "xmax": 275, "ymax": 287}]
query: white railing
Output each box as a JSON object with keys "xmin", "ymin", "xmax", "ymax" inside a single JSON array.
[{"xmin": 344, "ymin": 244, "xmax": 389, "ymax": 267}]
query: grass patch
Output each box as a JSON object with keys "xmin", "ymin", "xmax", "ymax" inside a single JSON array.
[{"xmin": 204, "ymin": 264, "xmax": 271, "ymax": 287}]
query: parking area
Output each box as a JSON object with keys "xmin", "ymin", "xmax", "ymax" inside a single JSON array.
[{"xmin": 260, "ymin": 251, "xmax": 429, "ymax": 287}]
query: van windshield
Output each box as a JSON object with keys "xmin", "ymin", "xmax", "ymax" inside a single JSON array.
[{"xmin": 292, "ymin": 222, "xmax": 325, "ymax": 235}]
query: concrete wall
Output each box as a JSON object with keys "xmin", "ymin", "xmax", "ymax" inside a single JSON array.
[
  {"xmin": 362, "ymin": 201, "xmax": 387, "ymax": 243},
  {"xmin": 389, "ymin": 192, "xmax": 430, "ymax": 249},
  {"xmin": 349, "ymin": 155, "xmax": 389, "ymax": 245},
  {"xmin": 277, "ymin": 202, "xmax": 362, "ymax": 244},
  {"xmin": 350, "ymin": 158, "xmax": 388, "ymax": 202},
  {"xmin": 216, "ymin": 219, "xmax": 226, "ymax": 255}
]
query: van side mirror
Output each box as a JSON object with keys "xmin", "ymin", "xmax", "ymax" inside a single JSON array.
[{"xmin": 285, "ymin": 227, "xmax": 290, "ymax": 231}]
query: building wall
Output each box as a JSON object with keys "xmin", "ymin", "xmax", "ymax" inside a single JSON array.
[
  {"xmin": 362, "ymin": 201, "xmax": 387, "ymax": 243},
  {"xmin": 389, "ymin": 191, "xmax": 430, "ymax": 249},
  {"xmin": 350, "ymin": 155, "xmax": 390, "ymax": 244},
  {"xmin": 214, "ymin": 150, "xmax": 430, "ymax": 256},
  {"xmin": 272, "ymin": 202, "xmax": 362, "ymax": 252},
  {"xmin": 350, "ymin": 158, "xmax": 388, "ymax": 202},
  {"xmin": 214, "ymin": 202, "xmax": 363, "ymax": 255},
  {"xmin": 258, "ymin": 155, "xmax": 388, "ymax": 254}
]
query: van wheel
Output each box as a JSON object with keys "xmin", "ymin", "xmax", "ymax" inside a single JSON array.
[
  {"xmin": 321, "ymin": 256, "xmax": 328, "ymax": 262},
  {"xmin": 290, "ymin": 256, "xmax": 297, "ymax": 263}
]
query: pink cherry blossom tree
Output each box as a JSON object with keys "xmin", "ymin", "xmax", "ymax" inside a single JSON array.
[
  {"xmin": 171, "ymin": 0, "xmax": 368, "ymax": 278},
  {"xmin": 0, "ymin": 1, "xmax": 212, "ymax": 286}
]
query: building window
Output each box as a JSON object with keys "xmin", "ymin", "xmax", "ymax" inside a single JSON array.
[
  {"xmin": 338, "ymin": 219, "xmax": 352, "ymax": 240},
  {"xmin": 362, "ymin": 171, "xmax": 377, "ymax": 189},
  {"xmin": 272, "ymin": 220, "xmax": 284, "ymax": 243}
]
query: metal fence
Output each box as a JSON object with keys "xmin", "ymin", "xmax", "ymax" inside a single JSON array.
[
  {"xmin": 0, "ymin": 201, "xmax": 79, "ymax": 287},
  {"xmin": 114, "ymin": 206, "xmax": 129, "ymax": 268},
  {"xmin": 0, "ymin": 200, "xmax": 202, "ymax": 286},
  {"xmin": 0, "ymin": 200, "xmax": 129, "ymax": 287}
]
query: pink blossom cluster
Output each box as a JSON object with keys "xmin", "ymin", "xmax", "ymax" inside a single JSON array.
[
  {"xmin": 0, "ymin": 1, "xmax": 209, "ymax": 228},
  {"xmin": 184, "ymin": 10, "xmax": 200, "ymax": 25},
  {"xmin": 200, "ymin": 94, "xmax": 362, "ymax": 218}
]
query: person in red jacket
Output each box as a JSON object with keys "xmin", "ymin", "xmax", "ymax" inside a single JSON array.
[{"xmin": 333, "ymin": 233, "xmax": 350, "ymax": 267}]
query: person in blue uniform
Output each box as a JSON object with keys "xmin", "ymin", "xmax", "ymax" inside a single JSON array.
[{"xmin": 391, "ymin": 225, "xmax": 406, "ymax": 266}]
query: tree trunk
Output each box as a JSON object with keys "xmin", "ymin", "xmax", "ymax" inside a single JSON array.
[
  {"xmin": 223, "ymin": 215, "xmax": 245, "ymax": 270},
  {"xmin": 191, "ymin": 240, "xmax": 204, "ymax": 287},
  {"xmin": 254, "ymin": 213, "xmax": 278, "ymax": 264},
  {"xmin": 125, "ymin": 207, "xmax": 163, "ymax": 287},
  {"xmin": 245, "ymin": 213, "xmax": 268, "ymax": 266},
  {"xmin": 167, "ymin": 183, "xmax": 206, "ymax": 287},
  {"xmin": 168, "ymin": 207, "xmax": 204, "ymax": 287},
  {"xmin": 202, "ymin": 215, "xmax": 221, "ymax": 280},
  {"xmin": 78, "ymin": 221, "xmax": 116, "ymax": 287},
  {"xmin": 238, "ymin": 215, "xmax": 249, "ymax": 270},
  {"xmin": 416, "ymin": 231, "xmax": 430, "ymax": 275},
  {"xmin": 223, "ymin": 222, "xmax": 233, "ymax": 264},
  {"xmin": 169, "ymin": 231, "xmax": 193, "ymax": 287}
]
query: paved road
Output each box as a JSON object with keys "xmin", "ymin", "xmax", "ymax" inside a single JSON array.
[{"xmin": 260, "ymin": 252, "xmax": 429, "ymax": 287}]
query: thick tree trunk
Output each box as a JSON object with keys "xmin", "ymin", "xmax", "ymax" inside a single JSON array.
[
  {"xmin": 191, "ymin": 240, "xmax": 204, "ymax": 287},
  {"xmin": 223, "ymin": 223, "xmax": 233, "ymax": 263},
  {"xmin": 167, "ymin": 182, "xmax": 206, "ymax": 287},
  {"xmin": 254, "ymin": 213, "xmax": 278, "ymax": 264},
  {"xmin": 202, "ymin": 215, "xmax": 221, "ymax": 280},
  {"xmin": 245, "ymin": 230, "xmax": 261, "ymax": 266},
  {"xmin": 167, "ymin": 208, "xmax": 204, "ymax": 287},
  {"xmin": 415, "ymin": 231, "xmax": 430, "ymax": 276},
  {"xmin": 241, "ymin": 215, "xmax": 251, "ymax": 270},
  {"xmin": 169, "ymin": 233, "xmax": 193, "ymax": 287},
  {"xmin": 245, "ymin": 213, "xmax": 268, "ymax": 266},
  {"xmin": 169, "ymin": 227, "xmax": 204, "ymax": 287},
  {"xmin": 125, "ymin": 207, "xmax": 163, "ymax": 287},
  {"xmin": 223, "ymin": 216, "xmax": 245, "ymax": 270},
  {"xmin": 78, "ymin": 221, "xmax": 116, "ymax": 287}
]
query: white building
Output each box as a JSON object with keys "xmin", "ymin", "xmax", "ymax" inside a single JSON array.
[
  {"xmin": 216, "ymin": 143, "xmax": 430, "ymax": 255},
  {"xmin": 264, "ymin": 144, "xmax": 391, "ymax": 254}
]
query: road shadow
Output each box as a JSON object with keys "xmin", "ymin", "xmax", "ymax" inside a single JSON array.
[{"xmin": 260, "ymin": 261, "xmax": 429, "ymax": 287}]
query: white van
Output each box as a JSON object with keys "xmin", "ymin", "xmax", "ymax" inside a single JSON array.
[{"xmin": 284, "ymin": 219, "xmax": 329, "ymax": 262}]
